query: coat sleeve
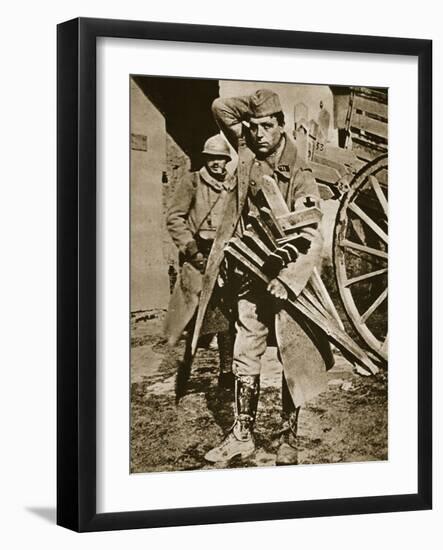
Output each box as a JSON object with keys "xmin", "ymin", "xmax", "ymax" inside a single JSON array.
[
  {"xmin": 277, "ymin": 166, "xmax": 323, "ymax": 297},
  {"xmin": 166, "ymin": 174, "xmax": 198, "ymax": 256},
  {"xmin": 211, "ymin": 96, "xmax": 252, "ymax": 150}
]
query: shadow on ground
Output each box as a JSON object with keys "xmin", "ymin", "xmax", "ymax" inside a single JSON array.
[{"xmin": 26, "ymin": 507, "xmax": 56, "ymax": 524}]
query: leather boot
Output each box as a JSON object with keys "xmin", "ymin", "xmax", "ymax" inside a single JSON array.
[
  {"xmin": 204, "ymin": 375, "xmax": 259, "ymax": 463},
  {"xmin": 276, "ymin": 374, "xmax": 299, "ymax": 466},
  {"xmin": 217, "ymin": 330, "xmax": 235, "ymax": 390},
  {"xmin": 275, "ymin": 410, "xmax": 300, "ymax": 465}
]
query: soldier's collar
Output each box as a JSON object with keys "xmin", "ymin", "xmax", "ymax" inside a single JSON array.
[
  {"xmin": 199, "ymin": 166, "xmax": 234, "ymax": 192},
  {"xmin": 273, "ymin": 134, "xmax": 298, "ymax": 181}
]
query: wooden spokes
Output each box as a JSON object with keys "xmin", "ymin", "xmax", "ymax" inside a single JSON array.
[
  {"xmin": 333, "ymin": 155, "xmax": 388, "ymax": 363},
  {"xmin": 341, "ymin": 239, "xmax": 388, "ymax": 260},
  {"xmin": 344, "ymin": 267, "xmax": 388, "ymax": 287}
]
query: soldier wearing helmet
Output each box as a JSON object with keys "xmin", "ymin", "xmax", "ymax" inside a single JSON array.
[{"xmin": 166, "ymin": 134, "xmax": 236, "ymax": 389}]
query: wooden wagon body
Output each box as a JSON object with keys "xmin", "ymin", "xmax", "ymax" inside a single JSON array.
[{"xmin": 297, "ymin": 86, "xmax": 388, "ymax": 366}]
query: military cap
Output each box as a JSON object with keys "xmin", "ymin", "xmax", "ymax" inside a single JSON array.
[
  {"xmin": 250, "ymin": 89, "xmax": 282, "ymax": 118},
  {"xmin": 202, "ymin": 134, "xmax": 231, "ymax": 160}
]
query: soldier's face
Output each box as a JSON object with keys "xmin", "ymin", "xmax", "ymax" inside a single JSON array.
[
  {"xmin": 205, "ymin": 156, "xmax": 228, "ymax": 177},
  {"xmin": 249, "ymin": 115, "xmax": 284, "ymax": 155}
]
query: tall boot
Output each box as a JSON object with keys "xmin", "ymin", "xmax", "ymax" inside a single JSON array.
[
  {"xmin": 276, "ymin": 374, "xmax": 300, "ymax": 466},
  {"xmin": 174, "ymin": 334, "xmax": 193, "ymax": 404},
  {"xmin": 217, "ymin": 330, "xmax": 235, "ymax": 390},
  {"xmin": 204, "ymin": 374, "xmax": 259, "ymax": 463}
]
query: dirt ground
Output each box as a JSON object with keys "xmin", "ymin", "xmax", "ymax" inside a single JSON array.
[{"xmin": 130, "ymin": 311, "xmax": 388, "ymax": 473}]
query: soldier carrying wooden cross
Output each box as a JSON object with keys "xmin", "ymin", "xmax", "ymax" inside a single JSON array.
[{"xmin": 193, "ymin": 89, "xmax": 335, "ymax": 466}]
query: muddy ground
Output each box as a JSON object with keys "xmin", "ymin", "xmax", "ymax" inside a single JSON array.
[{"xmin": 131, "ymin": 311, "xmax": 388, "ymax": 473}]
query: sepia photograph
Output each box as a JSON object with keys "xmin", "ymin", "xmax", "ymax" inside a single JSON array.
[{"xmin": 129, "ymin": 75, "xmax": 388, "ymax": 474}]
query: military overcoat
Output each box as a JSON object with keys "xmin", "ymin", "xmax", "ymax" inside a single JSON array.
[
  {"xmin": 192, "ymin": 97, "xmax": 333, "ymax": 407},
  {"xmin": 164, "ymin": 166, "xmax": 234, "ymax": 345}
]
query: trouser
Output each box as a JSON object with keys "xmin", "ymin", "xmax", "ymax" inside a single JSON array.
[
  {"xmin": 233, "ymin": 289, "xmax": 297, "ymax": 417},
  {"xmin": 183, "ymin": 322, "xmax": 234, "ymax": 372},
  {"xmin": 232, "ymin": 290, "xmax": 275, "ymax": 376},
  {"xmin": 233, "ymin": 290, "xmax": 274, "ymax": 377}
]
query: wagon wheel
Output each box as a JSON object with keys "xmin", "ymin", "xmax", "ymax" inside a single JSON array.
[{"xmin": 333, "ymin": 154, "xmax": 388, "ymax": 363}]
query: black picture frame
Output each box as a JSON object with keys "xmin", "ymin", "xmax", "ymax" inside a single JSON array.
[{"xmin": 57, "ymin": 17, "xmax": 432, "ymax": 532}]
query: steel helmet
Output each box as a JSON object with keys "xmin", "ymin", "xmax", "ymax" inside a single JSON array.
[{"xmin": 202, "ymin": 134, "xmax": 231, "ymax": 160}]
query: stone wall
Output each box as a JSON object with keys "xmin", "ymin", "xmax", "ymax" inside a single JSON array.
[
  {"xmin": 163, "ymin": 135, "xmax": 191, "ymax": 293},
  {"xmin": 131, "ymin": 76, "xmax": 219, "ymax": 311},
  {"xmin": 130, "ymin": 79, "xmax": 171, "ymax": 312}
]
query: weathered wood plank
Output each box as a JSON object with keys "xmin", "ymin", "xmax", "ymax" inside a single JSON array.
[
  {"xmin": 259, "ymin": 206, "xmax": 285, "ymax": 239},
  {"xmin": 321, "ymin": 145, "xmax": 362, "ymax": 169},
  {"xmin": 350, "ymin": 112, "xmax": 388, "ymax": 140},
  {"xmin": 260, "ymin": 174, "xmax": 290, "ymax": 217},
  {"xmin": 317, "ymin": 184, "xmax": 336, "ymax": 201},
  {"xmin": 310, "ymin": 268, "xmax": 345, "ymax": 330},
  {"xmin": 351, "ymin": 138, "xmax": 387, "ymax": 162},
  {"xmin": 294, "ymin": 293, "xmax": 379, "ymax": 374},
  {"xmin": 310, "ymin": 153, "xmax": 349, "ymax": 177},
  {"xmin": 354, "ymin": 87, "xmax": 388, "ymax": 105},
  {"xmin": 248, "ymin": 213, "xmax": 278, "ymax": 250},
  {"xmin": 276, "ymin": 206, "xmax": 323, "ymax": 235},
  {"xmin": 242, "ymin": 230, "xmax": 272, "ymax": 259},
  {"xmin": 353, "ymin": 95, "xmax": 388, "ymax": 119},
  {"xmin": 228, "ymin": 238, "xmax": 265, "ymax": 270},
  {"xmin": 310, "ymin": 161, "xmax": 342, "ymax": 185},
  {"xmin": 225, "ymin": 246, "xmax": 267, "ymax": 282},
  {"xmin": 300, "ymin": 286, "xmax": 332, "ymax": 321}
]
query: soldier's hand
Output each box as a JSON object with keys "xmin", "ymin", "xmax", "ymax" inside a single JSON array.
[
  {"xmin": 267, "ymin": 278, "xmax": 288, "ymax": 301},
  {"xmin": 190, "ymin": 252, "xmax": 206, "ymax": 273}
]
